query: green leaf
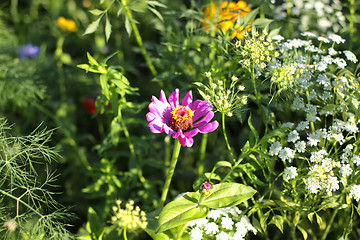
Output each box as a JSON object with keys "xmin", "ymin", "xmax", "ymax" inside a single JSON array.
[
  {"xmin": 252, "ymin": 18, "xmax": 273, "ymax": 28},
  {"xmin": 148, "ymin": 6, "xmax": 163, "ymax": 21},
  {"xmin": 145, "ymin": 208, "xmax": 171, "ymax": 240},
  {"xmin": 248, "ymin": 114, "xmax": 259, "ymax": 147},
  {"xmin": 89, "ymin": 9, "xmax": 104, "ymax": 16},
  {"xmin": 157, "ymin": 192, "xmax": 208, "ymax": 233},
  {"xmin": 86, "ymin": 207, "xmax": 105, "ymax": 238},
  {"xmin": 83, "ymin": 16, "xmax": 102, "ymax": 35},
  {"xmin": 202, "ymin": 183, "xmax": 256, "ymax": 209},
  {"xmin": 236, "ymin": 163, "xmax": 267, "ymax": 186},
  {"xmin": 100, "ymin": 75, "xmax": 110, "ymax": 100},
  {"xmin": 297, "ymin": 225, "xmax": 308, "ymax": 240},
  {"xmin": 214, "ymin": 160, "xmax": 232, "ymax": 170},
  {"xmin": 87, "ymin": 52, "xmax": 99, "ymax": 66},
  {"xmin": 269, "ymin": 215, "xmax": 285, "ymax": 233},
  {"xmin": 125, "ymin": 16, "xmax": 132, "ymax": 36},
  {"xmin": 105, "ymin": 15, "xmax": 112, "ymax": 42}
]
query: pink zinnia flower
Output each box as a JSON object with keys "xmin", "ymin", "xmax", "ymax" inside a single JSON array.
[{"xmin": 146, "ymin": 89, "xmax": 219, "ymax": 147}]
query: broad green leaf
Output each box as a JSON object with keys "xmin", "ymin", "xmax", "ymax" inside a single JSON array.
[
  {"xmin": 269, "ymin": 215, "xmax": 285, "ymax": 233},
  {"xmin": 105, "ymin": 15, "xmax": 112, "ymax": 42},
  {"xmin": 145, "ymin": 208, "xmax": 171, "ymax": 240},
  {"xmin": 157, "ymin": 192, "xmax": 208, "ymax": 233},
  {"xmin": 202, "ymin": 183, "xmax": 256, "ymax": 209},
  {"xmin": 84, "ymin": 16, "xmax": 102, "ymax": 35}
]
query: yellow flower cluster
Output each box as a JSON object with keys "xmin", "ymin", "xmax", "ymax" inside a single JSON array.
[
  {"xmin": 236, "ymin": 30, "xmax": 279, "ymax": 69},
  {"xmin": 57, "ymin": 17, "xmax": 77, "ymax": 32},
  {"xmin": 111, "ymin": 200, "xmax": 148, "ymax": 231},
  {"xmin": 201, "ymin": 1, "xmax": 251, "ymax": 39}
]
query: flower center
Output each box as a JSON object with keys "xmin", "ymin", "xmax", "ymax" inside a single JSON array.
[{"xmin": 168, "ymin": 106, "xmax": 194, "ymax": 131}]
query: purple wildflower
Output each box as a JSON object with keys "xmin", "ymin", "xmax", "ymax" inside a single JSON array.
[
  {"xmin": 146, "ymin": 89, "xmax": 219, "ymax": 147},
  {"xmin": 18, "ymin": 44, "xmax": 40, "ymax": 59}
]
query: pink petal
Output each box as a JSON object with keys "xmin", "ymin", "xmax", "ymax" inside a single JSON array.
[
  {"xmin": 193, "ymin": 111, "xmax": 215, "ymax": 127},
  {"xmin": 192, "ymin": 100, "xmax": 213, "ymax": 121},
  {"xmin": 197, "ymin": 121, "xmax": 219, "ymax": 133},
  {"xmin": 184, "ymin": 128, "xmax": 199, "ymax": 138},
  {"xmin": 168, "ymin": 89, "xmax": 179, "ymax": 109},
  {"xmin": 181, "ymin": 90, "xmax": 193, "ymax": 107},
  {"xmin": 179, "ymin": 135, "xmax": 194, "ymax": 147},
  {"xmin": 148, "ymin": 121, "xmax": 164, "ymax": 133},
  {"xmin": 163, "ymin": 124, "xmax": 176, "ymax": 135}
]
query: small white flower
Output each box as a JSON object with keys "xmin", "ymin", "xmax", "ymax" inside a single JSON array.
[
  {"xmin": 349, "ymin": 185, "xmax": 360, "ymax": 202},
  {"xmin": 306, "ymin": 176, "xmax": 321, "ymax": 194},
  {"xmin": 204, "ymin": 222, "xmax": 219, "ymax": 235},
  {"xmin": 328, "ymin": 48, "xmax": 337, "ymax": 55},
  {"xmin": 282, "ymin": 122, "xmax": 294, "ymax": 128},
  {"xmin": 317, "ymin": 36, "xmax": 330, "ymax": 43},
  {"xmin": 333, "ymin": 57, "xmax": 347, "ymax": 69},
  {"xmin": 340, "ymin": 164, "xmax": 353, "ymax": 178},
  {"xmin": 278, "ymin": 147, "xmax": 295, "ymax": 162},
  {"xmin": 325, "ymin": 176, "xmax": 339, "ymax": 192},
  {"xmin": 190, "ymin": 227, "xmax": 203, "ymax": 240},
  {"xmin": 207, "ymin": 209, "xmax": 221, "ymax": 221},
  {"xmin": 295, "ymin": 141, "xmax": 306, "ymax": 153},
  {"xmin": 283, "ymin": 166, "xmax": 298, "ymax": 181},
  {"xmin": 221, "ymin": 216, "xmax": 234, "ymax": 230},
  {"xmin": 269, "ymin": 141, "xmax": 282, "ymax": 156},
  {"xmin": 288, "ymin": 130, "xmax": 300, "ymax": 143},
  {"xmin": 343, "ymin": 50, "xmax": 358, "ymax": 63},
  {"xmin": 351, "ymin": 155, "xmax": 360, "ymax": 166},
  {"xmin": 328, "ymin": 33, "xmax": 345, "ymax": 44},
  {"xmin": 293, "ymin": 96, "xmax": 305, "ymax": 110},
  {"xmin": 307, "ymin": 132, "xmax": 320, "ymax": 147},
  {"xmin": 296, "ymin": 121, "xmax": 309, "ymax": 131},
  {"xmin": 216, "ymin": 231, "xmax": 231, "ymax": 240}
]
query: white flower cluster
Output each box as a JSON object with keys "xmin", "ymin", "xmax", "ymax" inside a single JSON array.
[
  {"xmin": 272, "ymin": 0, "xmax": 346, "ymax": 34},
  {"xmin": 267, "ymin": 32, "xmax": 360, "ymax": 198},
  {"xmin": 187, "ymin": 206, "xmax": 257, "ymax": 240}
]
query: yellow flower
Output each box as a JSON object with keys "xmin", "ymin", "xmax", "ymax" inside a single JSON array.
[
  {"xmin": 201, "ymin": 1, "xmax": 251, "ymax": 39},
  {"xmin": 57, "ymin": 17, "xmax": 77, "ymax": 32}
]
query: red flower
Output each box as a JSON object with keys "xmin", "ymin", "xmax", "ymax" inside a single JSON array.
[{"xmin": 83, "ymin": 98, "xmax": 96, "ymax": 114}]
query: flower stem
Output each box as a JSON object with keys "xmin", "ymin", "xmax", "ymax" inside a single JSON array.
[
  {"xmin": 321, "ymin": 209, "xmax": 338, "ymax": 240},
  {"xmin": 159, "ymin": 139, "xmax": 182, "ymax": 207},
  {"xmin": 197, "ymin": 133, "xmax": 208, "ymax": 175},
  {"xmin": 121, "ymin": 0, "xmax": 157, "ymax": 77},
  {"xmin": 123, "ymin": 227, "xmax": 128, "ymax": 240},
  {"xmin": 251, "ymin": 64, "xmax": 267, "ymax": 133},
  {"xmin": 221, "ymin": 113, "xmax": 236, "ymax": 164}
]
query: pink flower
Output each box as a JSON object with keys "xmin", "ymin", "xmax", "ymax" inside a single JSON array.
[{"xmin": 146, "ymin": 89, "xmax": 219, "ymax": 147}]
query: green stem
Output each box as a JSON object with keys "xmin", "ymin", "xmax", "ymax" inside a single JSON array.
[
  {"xmin": 10, "ymin": 0, "xmax": 19, "ymax": 23},
  {"xmin": 197, "ymin": 133, "xmax": 208, "ymax": 175},
  {"xmin": 176, "ymin": 224, "xmax": 188, "ymax": 240},
  {"xmin": 0, "ymin": 189, "xmax": 42, "ymax": 218},
  {"xmin": 251, "ymin": 64, "xmax": 267, "ymax": 133},
  {"xmin": 221, "ymin": 112, "xmax": 236, "ymax": 164},
  {"xmin": 123, "ymin": 227, "xmax": 128, "ymax": 240},
  {"xmin": 118, "ymin": 109, "xmax": 146, "ymax": 184},
  {"xmin": 121, "ymin": 0, "xmax": 157, "ymax": 76},
  {"xmin": 321, "ymin": 209, "xmax": 338, "ymax": 240},
  {"xmin": 159, "ymin": 139, "xmax": 182, "ymax": 207}
]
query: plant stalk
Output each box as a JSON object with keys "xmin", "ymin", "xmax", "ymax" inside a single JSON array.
[{"xmin": 159, "ymin": 139, "xmax": 181, "ymax": 207}]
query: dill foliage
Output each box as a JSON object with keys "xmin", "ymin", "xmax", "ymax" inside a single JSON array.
[{"xmin": 0, "ymin": 118, "xmax": 74, "ymax": 239}]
